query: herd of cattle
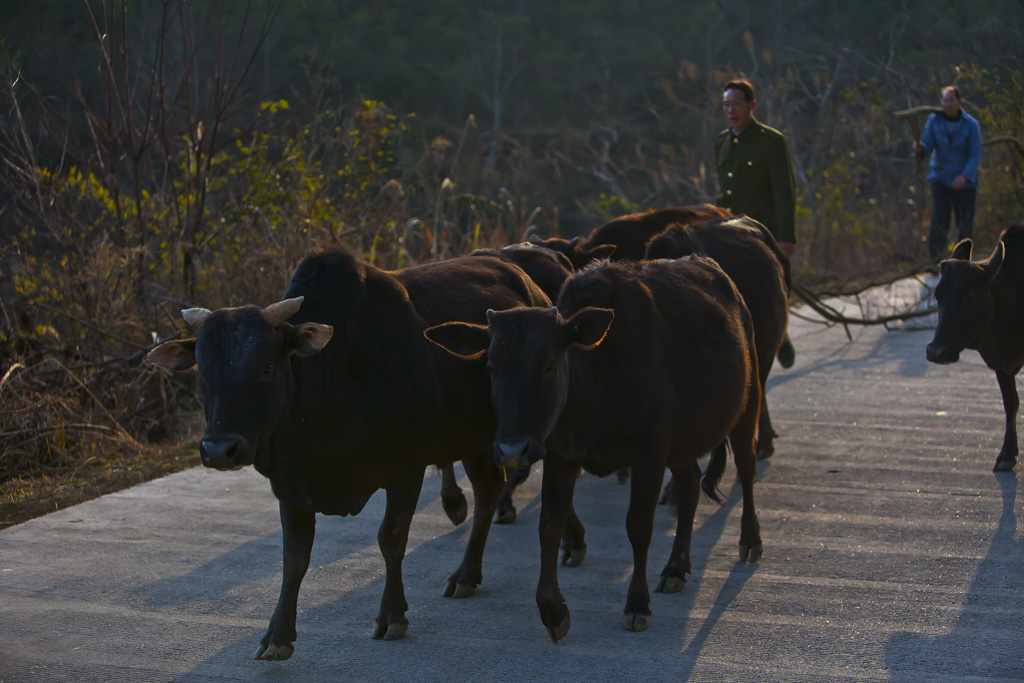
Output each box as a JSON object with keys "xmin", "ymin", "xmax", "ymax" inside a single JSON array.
[{"xmin": 148, "ymin": 205, "xmax": 1024, "ymax": 661}]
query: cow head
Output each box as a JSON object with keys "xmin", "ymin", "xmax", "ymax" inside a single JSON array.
[
  {"xmin": 926, "ymin": 239, "xmax": 1003, "ymax": 365},
  {"xmin": 148, "ymin": 297, "xmax": 332, "ymax": 471},
  {"xmin": 424, "ymin": 306, "xmax": 613, "ymax": 468},
  {"xmin": 527, "ymin": 235, "xmax": 616, "ymax": 271}
]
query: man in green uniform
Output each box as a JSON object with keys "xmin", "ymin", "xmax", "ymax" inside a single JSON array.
[
  {"xmin": 715, "ymin": 78, "xmax": 796, "ymax": 371},
  {"xmin": 714, "ymin": 79, "xmax": 797, "ymax": 260}
]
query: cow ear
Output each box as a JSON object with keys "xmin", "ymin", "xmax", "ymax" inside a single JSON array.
[
  {"xmin": 148, "ymin": 339, "xmax": 197, "ymax": 371},
  {"xmin": 950, "ymin": 239, "xmax": 973, "ymax": 261},
  {"xmin": 586, "ymin": 244, "xmax": 616, "ymax": 261},
  {"xmin": 289, "ymin": 323, "xmax": 333, "ymax": 356},
  {"xmin": 423, "ymin": 322, "xmax": 490, "ymax": 360},
  {"xmin": 985, "ymin": 241, "xmax": 1005, "ymax": 279},
  {"xmin": 569, "ymin": 236, "xmax": 580, "ymax": 248},
  {"xmin": 564, "ymin": 307, "xmax": 614, "ymax": 349}
]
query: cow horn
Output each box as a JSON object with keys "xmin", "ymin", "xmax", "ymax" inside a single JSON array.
[
  {"xmin": 526, "ymin": 234, "xmax": 543, "ymax": 245},
  {"xmin": 181, "ymin": 308, "xmax": 211, "ymax": 330},
  {"xmin": 262, "ymin": 297, "xmax": 304, "ymax": 327}
]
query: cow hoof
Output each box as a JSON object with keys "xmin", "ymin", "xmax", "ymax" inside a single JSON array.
[
  {"xmin": 756, "ymin": 444, "xmax": 775, "ymax": 461},
  {"xmin": 560, "ymin": 544, "xmax": 587, "ymax": 567},
  {"xmin": 443, "ymin": 578, "xmax": 477, "ymax": 598},
  {"xmin": 442, "ymin": 493, "xmax": 468, "ymax": 526},
  {"xmin": 453, "ymin": 582, "xmax": 476, "ymax": 599},
  {"xmin": 371, "ymin": 618, "xmax": 408, "ymax": 641},
  {"xmin": 383, "ymin": 622, "xmax": 407, "ymax": 641},
  {"xmin": 254, "ymin": 642, "xmax": 294, "ymax": 661},
  {"xmin": 621, "ymin": 612, "xmax": 651, "ymax": 632},
  {"xmin": 494, "ymin": 507, "xmax": 517, "ymax": 525},
  {"xmin": 616, "ymin": 468, "xmax": 630, "ymax": 484},
  {"xmin": 740, "ymin": 541, "xmax": 764, "ymax": 563},
  {"xmin": 545, "ymin": 611, "xmax": 571, "ymax": 643},
  {"xmin": 993, "ymin": 458, "xmax": 1017, "ymax": 472},
  {"xmin": 655, "ymin": 576, "xmax": 685, "ymax": 594}
]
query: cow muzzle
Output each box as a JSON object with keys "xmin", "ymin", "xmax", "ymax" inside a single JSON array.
[
  {"xmin": 199, "ymin": 435, "xmax": 250, "ymax": 470},
  {"xmin": 925, "ymin": 342, "xmax": 960, "ymax": 365},
  {"xmin": 493, "ymin": 438, "xmax": 546, "ymax": 468}
]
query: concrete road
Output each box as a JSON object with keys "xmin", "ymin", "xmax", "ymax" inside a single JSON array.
[{"xmin": 3, "ymin": 278, "xmax": 1023, "ymax": 682}]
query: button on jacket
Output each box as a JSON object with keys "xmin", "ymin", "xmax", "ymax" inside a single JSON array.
[{"xmin": 714, "ymin": 119, "xmax": 796, "ymax": 244}]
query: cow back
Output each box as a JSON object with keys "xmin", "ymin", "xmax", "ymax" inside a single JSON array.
[
  {"xmin": 470, "ymin": 244, "xmax": 573, "ymax": 302},
  {"xmin": 551, "ymin": 258, "xmax": 754, "ymax": 466},
  {"xmin": 585, "ymin": 204, "xmax": 732, "ymax": 260},
  {"xmin": 646, "ymin": 215, "xmax": 789, "ymax": 369},
  {"xmin": 275, "ymin": 248, "xmax": 546, "ymax": 497}
]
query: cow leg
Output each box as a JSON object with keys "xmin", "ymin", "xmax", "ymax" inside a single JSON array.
[
  {"xmin": 731, "ymin": 399, "xmax": 763, "ymax": 562},
  {"xmin": 255, "ymin": 501, "xmax": 315, "ymax": 661},
  {"xmin": 443, "ymin": 454, "xmax": 502, "ymax": 598},
  {"xmin": 656, "ymin": 460, "xmax": 700, "ymax": 594},
  {"xmin": 755, "ymin": 392, "xmax": 778, "ymax": 461},
  {"xmin": 994, "ymin": 370, "xmax": 1020, "ymax": 472},
  {"xmin": 536, "ymin": 455, "xmax": 578, "ymax": 643},
  {"xmin": 659, "ymin": 473, "xmax": 678, "ymax": 516},
  {"xmin": 372, "ymin": 473, "xmax": 425, "ymax": 641},
  {"xmin": 621, "ymin": 458, "xmax": 663, "ymax": 633},
  {"xmin": 559, "ymin": 500, "xmax": 587, "ymax": 567},
  {"xmin": 440, "ymin": 463, "xmax": 469, "ymax": 526}
]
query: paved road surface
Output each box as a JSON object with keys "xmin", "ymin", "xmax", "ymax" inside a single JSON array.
[{"xmin": 3, "ymin": 277, "xmax": 1023, "ymax": 682}]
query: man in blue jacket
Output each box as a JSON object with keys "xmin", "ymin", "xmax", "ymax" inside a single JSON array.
[{"xmin": 914, "ymin": 86, "xmax": 983, "ymax": 260}]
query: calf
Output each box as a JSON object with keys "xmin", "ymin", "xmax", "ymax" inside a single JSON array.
[
  {"xmin": 425, "ymin": 257, "xmax": 762, "ymax": 641},
  {"xmin": 926, "ymin": 226, "xmax": 1024, "ymax": 471},
  {"xmin": 646, "ymin": 215, "xmax": 790, "ymax": 460},
  {"xmin": 438, "ymin": 243, "xmax": 575, "ymax": 524},
  {"xmin": 148, "ymin": 248, "xmax": 548, "ymax": 660}
]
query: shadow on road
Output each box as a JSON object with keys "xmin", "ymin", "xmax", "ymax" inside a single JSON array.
[
  {"xmin": 884, "ymin": 474, "xmax": 1024, "ymax": 681},
  {"xmin": 129, "ymin": 473, "xmax": 458, "ymax": 611}
]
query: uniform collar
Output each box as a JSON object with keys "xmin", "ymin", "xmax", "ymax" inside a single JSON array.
[{"xmin": 730, "ymin": 118, "xmax": 761, "ymax": 139}]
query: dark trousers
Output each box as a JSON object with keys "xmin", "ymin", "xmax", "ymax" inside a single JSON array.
[{"xmin": 928, "ymin": 182, "xmax": 976, "ymax": 260}]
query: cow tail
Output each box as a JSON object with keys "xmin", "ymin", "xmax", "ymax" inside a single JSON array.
[{"xmin": 701, "ymin": 441, "xmax": 729, "ymax": 504}]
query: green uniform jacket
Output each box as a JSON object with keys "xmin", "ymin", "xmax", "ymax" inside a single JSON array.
[{"xmin": 714, "ymin": 119, "xmax": 796, "ymax": 244}]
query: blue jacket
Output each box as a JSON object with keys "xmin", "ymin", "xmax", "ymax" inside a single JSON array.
[{"xmin": 920, "ymin": 110, "xmax": 982, "ymax": 188}]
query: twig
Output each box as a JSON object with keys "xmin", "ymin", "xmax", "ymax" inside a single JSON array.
[
  {"xmin": 45, "ymin": 357, "xmax": 143, "ymax": 450},
  {"xmin": 791, "ymin": 281, "xmax": 936, "ymax": 339},
  {"xmin": 0, "ymin": 363, "xmax": 25, "ymax": 394},
  {"xmin": 34, "ymin": 302, "xmax": 141, "ymax": 349}
]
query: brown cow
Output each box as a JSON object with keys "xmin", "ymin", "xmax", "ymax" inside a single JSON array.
[
  {"xmin": 646, "ymin": 215, "xmax": 790, "ymax": 460},
  {"xmin": 425, "ymin": 256, "xmax": 762, "ymax": 642}
]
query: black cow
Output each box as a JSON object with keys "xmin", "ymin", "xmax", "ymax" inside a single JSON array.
[
  {"xmin": 926, "ymin": 226, "xmax": 1024, "ymax": 472},
  {"xmin": 148, "ymin": 248, "xmax": 548, "ymax": 660},
  {"xmin": 425, "ymin": 257, "xmax": 762, "ymax": 642},
  {"xmin": 646, "ymin": 215, "xmax": 790, "ymax": 460}
]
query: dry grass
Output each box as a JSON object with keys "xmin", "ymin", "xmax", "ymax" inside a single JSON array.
[{"xmin": 0, "ymin": 441, "xmax": 198, "ymax": 529}]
